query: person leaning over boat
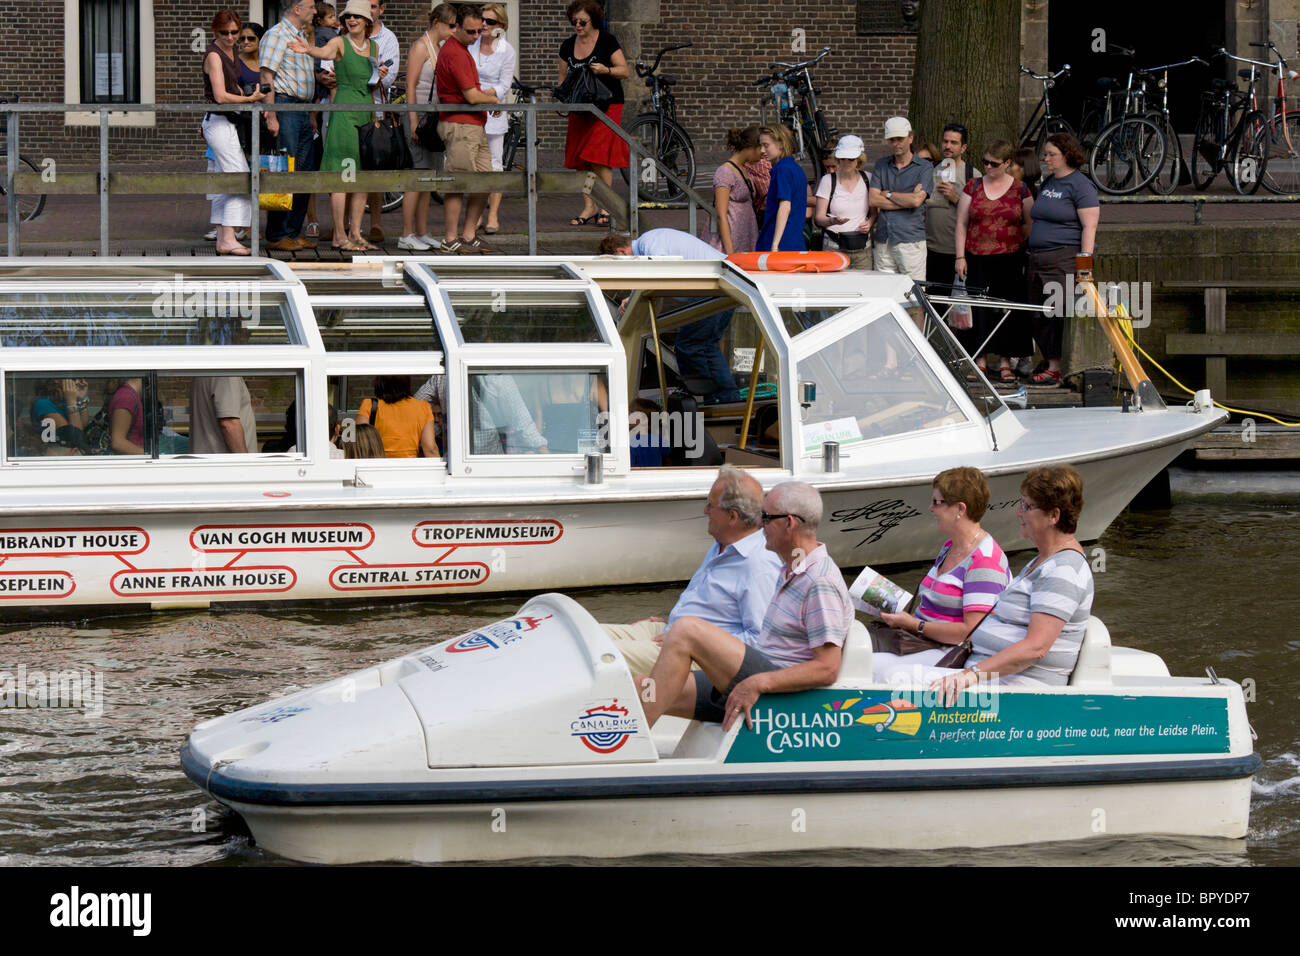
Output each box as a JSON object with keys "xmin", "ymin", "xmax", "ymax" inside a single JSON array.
[
  {"xmin": 870, "ymin": 467, "xmax": 1010, "ymax": 682},
  {"xmin": 602, "ymin": 465, "xmax": 781, "ymax": 672},
  {"xmin": 637, "ymin": 481, "xmax": 853, "ymax": 731},
  {"xmin": 929, "ymin": 464, "xmax": 1095, "ymax": 705}
]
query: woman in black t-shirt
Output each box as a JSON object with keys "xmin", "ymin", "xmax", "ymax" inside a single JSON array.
[{"xmin": 556, "ymin": 0, "xmax": 628, "ymax": 226}]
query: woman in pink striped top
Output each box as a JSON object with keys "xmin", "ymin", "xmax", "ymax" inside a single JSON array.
[{"xmin": 874, "ymin": 467, "xmax": 1010, "ymax": 676}]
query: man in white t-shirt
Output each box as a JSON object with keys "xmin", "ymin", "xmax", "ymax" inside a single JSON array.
[{"xmin": 364, "ymin": 0, "xmax": 401, "ymax": 242}]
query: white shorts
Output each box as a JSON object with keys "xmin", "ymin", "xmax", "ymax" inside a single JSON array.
[{"xmin": 875, "ymin": 240, "xmax": 927, "ymax": 282}]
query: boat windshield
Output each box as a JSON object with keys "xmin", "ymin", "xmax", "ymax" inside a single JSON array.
[
  {"xmin": 779, "ymin": 305, "xmax": 853, "ymax": 338},
  {"xmin": 796, "ymin": 313, "xmax": 966, "ymax": 453},
  {"xmin": 0, "ymin": 290, "xmax": 295, "ymax": 347},
  {"xmin": 315, "ymin": 306, "xmax": 442, "ymax": 352}
]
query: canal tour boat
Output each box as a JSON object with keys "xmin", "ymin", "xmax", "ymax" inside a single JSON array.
[
  {"xmin": 180, "ymin": 593, "xmax": 1259, "ymax": 863},
  {"xmin": 0, "ymin": 255, "xmax": 1224, "ymax": 615}
]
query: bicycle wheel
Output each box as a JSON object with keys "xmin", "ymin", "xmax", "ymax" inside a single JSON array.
[
  {"xmin": 1191, "ymin": 107, "xmax": 1221, "ymax": 190},
  {"xmin": 501, "ymin": 122, "xmax": 523, "ymax": 173},
  {"xmin": 1148, "ymin": 114, "xmax": 1183, "ymax": 195},
  {"xmin": 1262, "ymin": 111, "xmax": 1300, "ymax": 195},
  {"xmin": 1090, "ymin": 116, "xmax": 1164, "ymax": 194},
  {"xmin": 1233, "ymin": 110, "xmax": 1268, "ymax": 195},
  {"xmin": 0, "ymin": 155, "xmax": 45, "ymax": 223},
  {"xmin": 622, "ymin": 114, "xmax": 695, "ymax": 204}
]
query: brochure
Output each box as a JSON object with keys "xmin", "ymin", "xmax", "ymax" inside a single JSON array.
[{"xmin": 848, "ymin": 564, "xmax": 912, "ymax": 617}]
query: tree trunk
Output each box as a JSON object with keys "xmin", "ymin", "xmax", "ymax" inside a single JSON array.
[{"xmin": 908, "ymin": 3, "xmax": 1022, "ymax": 166}]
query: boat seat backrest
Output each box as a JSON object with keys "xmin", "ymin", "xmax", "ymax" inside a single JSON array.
[
  {"xmin": 836, "ymin": 619, "xmax": 873, "ymax": 685},
  {"xmin": 1068, "ymin": 616, "xmax": 1112, "ymax": 686}
]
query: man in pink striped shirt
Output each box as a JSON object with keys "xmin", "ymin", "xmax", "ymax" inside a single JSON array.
[{"xmin": 637, "ymin": 481, "xmax": 854, "ymax": 731}]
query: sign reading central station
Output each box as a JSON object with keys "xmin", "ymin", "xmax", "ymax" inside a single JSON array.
[{"xmin": 329, "ymin": 562, "xmax": 490, "ymax": 591}]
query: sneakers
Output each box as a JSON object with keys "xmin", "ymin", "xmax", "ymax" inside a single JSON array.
[
  {"xmin": 1028, "ymin": 368, "xmax": 1062, "ymax": 387},
  {"xmin": 204, "ymin": 227, "xmax": 218, "ymax": 241},
  {"xmin": 459, "ymin": 235, "xmax": 499, "ymax": 255},
  {"xmin": 417, "ymin": 234, "xmax": 442, "ymax": 251},
  {"xmin": 397, "ymin": 234, "xmax": 432, "ymax": 251},
  {"xmin": 440, "ymin": 238, "xmax": 466, "ymax": 255}
]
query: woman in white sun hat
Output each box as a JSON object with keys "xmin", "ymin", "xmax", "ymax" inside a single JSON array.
[{"xmin": 814, "ymin": 134, "xmax": 876, "ymax": 269}]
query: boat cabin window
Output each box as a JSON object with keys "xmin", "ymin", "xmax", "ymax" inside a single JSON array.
[
  {"xmin": 796, "ymin": 316, "xmax": 966, "ymax": 453},
  {"xmin": 0, "ymin": 291, "xmax": 295, "ymax": 348},
  {"xmin": 6, "ymin": 371, "xmax": 302, "ymax": 459},
  {"xmin": 330, "ymin": 372, "xmax": 446, "ymax": 459},
  {"xmin": 314, "ymin": 306, "xmax": 442, "ymax": 353},
  {"xmin": 779, "ymin": 305, "xmax": 852, "ymax": 338},
  {"xmin": 446, "ymin": 290, "xmax": 603, "ymax": 345},
  {"xmin": 466, "ymin": 369, "xmax": 609, "ymax": 455}
]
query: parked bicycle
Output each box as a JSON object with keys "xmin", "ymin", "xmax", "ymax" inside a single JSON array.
[
  {"xmin": 1140, "ymin": 56, "xmax": 1207, "ymax": 195},
  {"xmin": 1088, "ymin": 49, "xmax": 1166, "ymax": 195},
  {"xmin": 618, "ymin": 42, "xmax": 695, "ymax": 205},
  {"xmin": 1192, "ymin": 50, "xmax": 1268, "ymax": 195},
  {"xmin": 501, "ymin": 78, "xmax": 549, "ymax": 173},
  {"xmin": 1018, "ymin": 64, "xmax": 1074, "ymax": 153},
  {"xmin": 1245, "ymin": 40, "xmax": 1300, "ymax": 195},
  {"xmin": 754, "ymin": 46, "xmax": 837, "ymax": 181},
  {"xmin": 0, "ymin": 94, "xmax": 46, "ymax": 223}
]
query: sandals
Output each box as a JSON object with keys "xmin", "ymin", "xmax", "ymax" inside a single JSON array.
[
  {"xmin": 569, "ymin": 214, "xmax": 599, "ymax": 226},
  {"xmin": 1000, "ymin": 366, "xmax": 1017, "ymax": 384},
  {"xmin": 595, "ymin": 212, "xmax": 610, "ymax": 227},
  {"xmin": 304, "ymin": 221, "xmax": 320, "ymax": 238}
]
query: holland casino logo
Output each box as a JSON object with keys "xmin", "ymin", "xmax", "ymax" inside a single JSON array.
[
  {"xmin": 446, "ymin": 614, "xmax": 554, "ymax": 653},
  {"xmin": 571, "ymin": 700, "xmax": 640, "ymax": 753},
  {"xmin": 854, "ymin": 698, "xmax": 922, "ymax": 735}
]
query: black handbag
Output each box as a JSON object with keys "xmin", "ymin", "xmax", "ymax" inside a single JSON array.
[
  {"xmin": 358, "ymin": 112, "xmax": 412, "ymax": 170},
  {"xmin": 414, "ymin": 73, "xmax": 445, "ymax": 152},
  {"xmin": 555, "ymin": 64, "xmax": 614, "ymax": 107}
]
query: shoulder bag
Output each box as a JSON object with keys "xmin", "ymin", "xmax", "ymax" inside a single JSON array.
[
  {"xmin": 358, "ymin": 83, "xmax": 413, "ymax": 170},
  {"xmin": 414, "ymin": 34, "xmax": 445, "ymax": 153},
  {"xmin": 822, "ymin": 170, "xmax": 872, "ymax": 250}
]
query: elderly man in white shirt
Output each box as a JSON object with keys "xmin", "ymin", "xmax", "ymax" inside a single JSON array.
[
  {"xmin": 364, "ymin": 0, "xmax": 401, "ymax": 242},
  {"xmin": 602, "ymin": 464, "xmax": 782, "ymax": 671}
]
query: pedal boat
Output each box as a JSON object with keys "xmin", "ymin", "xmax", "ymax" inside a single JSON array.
[
  {"xmin": 181, "ymin": 593, "xmax": 1259, "ymax": 863},
  {"xmin": 0, "ymin": 256, "xmax": 1224, "ymax": 615}
]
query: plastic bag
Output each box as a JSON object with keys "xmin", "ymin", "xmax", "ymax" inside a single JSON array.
[
  {"xmin": 949, "ymin": 275, "xmax": 973, "ymax": 330},
  {"xmin": 258, "ymin": 152, "xmax": 294, "ymax": 212}
]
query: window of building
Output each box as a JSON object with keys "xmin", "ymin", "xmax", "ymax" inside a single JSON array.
[{"xmin": 64, "ymin": 0, "xmax": 155, "ymax": 127}]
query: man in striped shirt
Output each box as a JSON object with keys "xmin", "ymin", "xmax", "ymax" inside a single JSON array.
[
  {"xmin": 637, "ymin": 481, "xmax": 854, "ymax": 731},
  {"xmin": 260, "ymin": 0, "xmax": 322, "ymax": 250}
]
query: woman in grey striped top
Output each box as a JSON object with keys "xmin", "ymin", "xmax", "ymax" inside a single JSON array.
[{"xmin": 932, "ymin": 464, "xmax": 1094, "ymax": 704}]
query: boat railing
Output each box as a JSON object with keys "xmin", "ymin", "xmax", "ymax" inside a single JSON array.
[{"xmin": 0, "ymin": 101, "xmax": 717, "ymax": 257}]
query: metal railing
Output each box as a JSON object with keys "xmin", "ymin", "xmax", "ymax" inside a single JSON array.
[
  {"xmin": 2, "ymin": 100, "xmax": 716, "ymax": 256},
  {"xmin": 1098, "ymin": 192, "xmax": 1300, "ymax": 224}
]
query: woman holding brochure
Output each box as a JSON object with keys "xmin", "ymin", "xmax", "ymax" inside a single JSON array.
[{"xmin": 869, "ymin": 467, "xmax": 1010, "ymax": 679}]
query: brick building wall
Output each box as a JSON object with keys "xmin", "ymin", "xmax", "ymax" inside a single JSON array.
[{"xmin": 6, "ymin": 0, "xmax": 918, "ymax": 169}]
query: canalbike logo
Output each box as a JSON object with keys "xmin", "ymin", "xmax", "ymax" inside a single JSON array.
[
  {"xmin": 571, "ymin": 700, "xmax": 639, "ymax": 753},
  {"xmin": 239, "ymin": 705, "xmax": 309, "ymax": 725},
  {"xmin": 445, "ymin": 614, "xmax": 554, "ymax": 653},
  {"xmin": 853, "ymin": 698, "xmax": 922, "ymax": 735}
]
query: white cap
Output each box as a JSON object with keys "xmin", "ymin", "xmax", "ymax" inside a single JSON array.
[
  {"xmin": 883, "ymin": 116, "xmax": 912, "ymax": 139},
  {"xmin": 833, "ymin": 134, "xmax": 865, "ymax": 159}
]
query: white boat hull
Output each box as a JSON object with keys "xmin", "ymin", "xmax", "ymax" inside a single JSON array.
[{"xmin": 221, "ymin": 774, "xmax": 1253, "ymax": 864}]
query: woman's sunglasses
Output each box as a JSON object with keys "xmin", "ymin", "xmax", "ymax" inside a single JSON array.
[{"xmin": 482, "ymin": 16, "xmax": 499, "ymax": 26}]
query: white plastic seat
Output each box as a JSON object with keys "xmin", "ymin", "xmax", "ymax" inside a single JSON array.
[
  {"xmin": 1068, "ymin": 616, "xmax": 1112, "ymax": 686},
  {"xmin": 836, "ymin": 619, "xmax": 874, "ymax": 685}
]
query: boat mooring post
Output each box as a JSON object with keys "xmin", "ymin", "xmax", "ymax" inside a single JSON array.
[
  {"xmin": 585, "ymin": 453, "xmax": 603, "ymax": 485},
  {"xmin": 822, "ymin": 440, "xmax": 840, "ymax": 473}
]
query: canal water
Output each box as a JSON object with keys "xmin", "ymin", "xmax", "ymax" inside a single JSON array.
[{"xmin": 2, "ymin": 494, "xmax": 1297, "ymax": 866}]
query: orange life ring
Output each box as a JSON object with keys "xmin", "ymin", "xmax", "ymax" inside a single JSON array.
[{"xmin": 726, "ymin": 251, "xmax": 850, "ymax": 273}]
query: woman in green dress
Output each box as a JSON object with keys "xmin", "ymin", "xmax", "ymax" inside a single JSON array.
[{"xmin": 289, "ymin": 0, "xmax": 387, "ymax": 252}]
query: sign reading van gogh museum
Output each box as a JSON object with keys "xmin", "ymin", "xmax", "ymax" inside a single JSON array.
[{"xmin": 724, "ymin": 690, "xmax": 1231, "ymax": 764}]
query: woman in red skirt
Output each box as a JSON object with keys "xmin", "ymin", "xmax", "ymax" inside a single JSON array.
[{"xmin": 556, "ymin": 0, "xmax": 628, "ymax": 226}]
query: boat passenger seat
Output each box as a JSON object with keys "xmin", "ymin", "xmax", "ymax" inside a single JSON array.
[
  {"xmin": 835, "ymin": 619, "xmax": 873, "ymax": 686},
  {"xmin": 1068, "ymin": 616, "xmax": 1112, "ymax": 686}
]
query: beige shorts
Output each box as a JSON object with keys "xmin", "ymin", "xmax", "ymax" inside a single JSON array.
[{"xmin": 438, "ymin": 121, "xmax": 492, "ymax": 174}]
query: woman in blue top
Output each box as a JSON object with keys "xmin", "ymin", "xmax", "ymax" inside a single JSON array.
[
  {"xmin": 1025, "ymin": 133, "xmax": 1099, "ymax": 385},
  {"xmin": 755, "ymin": 125, "xmax": 807, "ymax": 252}
]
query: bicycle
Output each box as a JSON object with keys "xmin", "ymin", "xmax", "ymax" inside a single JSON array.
[
  {"xmin": 1140, "ymin": 56, "xmax": 1207, "ymax": 195},
  {"xmin": 0, "ymin": 93, "xmax": 46, "ymax": 223},
  {"xmin": 1018, "ymin": 64, "xmax": 1074, "ymax": 152},
  {"xmin": 1088, "ymin": 50, "xmax": 1166, "ymax": 195},
  {"xmin": 1077, "ymin": 44, "xmax": 1138, "ymax": 153},
  {"xmin": 618, "ymin": 42, "xmax": 695, "ymax": 205},
  {"xmin": 1246, "ymin": 40, "xmax": 1300, "ymax": 195},
  {"xmin": 754, "ymin": 46, "xmax": 837, "ymax": 181},
  {"xmin": 500, "ymin": 78, "xmax": 549, "ymax": 173},
  {"xmin": 382, "ymin": 76, "xmax": 407, "ymax": 213},
  {"xmin": 1192, "ymin": 50, "xmax": 1268, "ymax": 195}
]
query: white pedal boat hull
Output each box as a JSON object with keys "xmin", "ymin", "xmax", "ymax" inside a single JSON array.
[{"xmin": 182, "ymin": 594, "xmax": 1258, "ymax": 863}]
